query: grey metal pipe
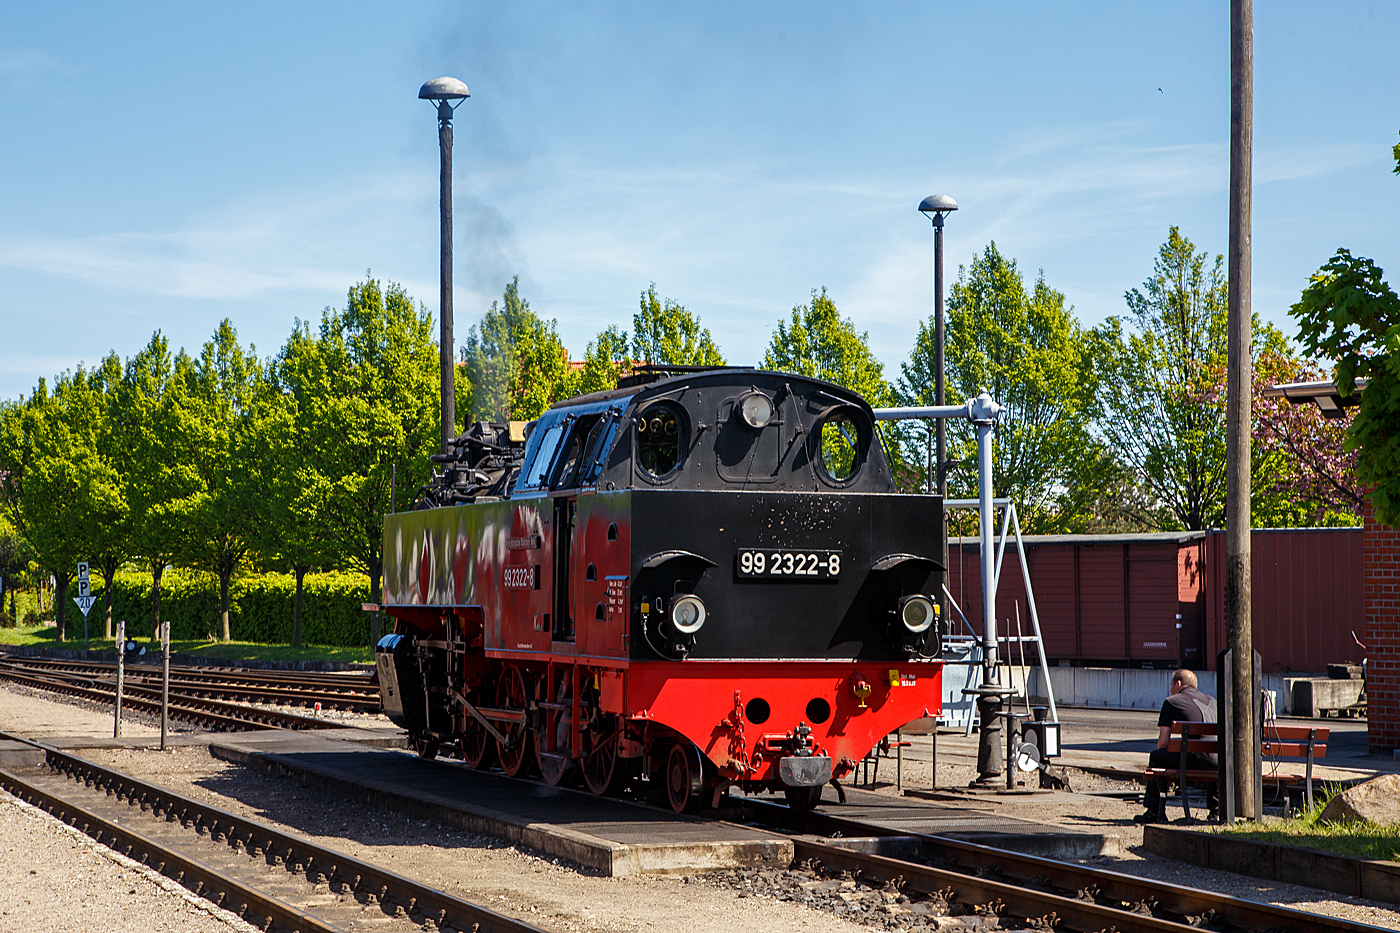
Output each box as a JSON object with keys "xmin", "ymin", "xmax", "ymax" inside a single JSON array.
[{"xmin": 871, "ymin": 403, "xmax": 971, "ymax": 421}]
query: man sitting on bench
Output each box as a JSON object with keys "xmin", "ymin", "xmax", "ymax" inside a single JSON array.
[{"xmin": 1136, "ymin": 669, "xmax": 1217, "ymax": 825}]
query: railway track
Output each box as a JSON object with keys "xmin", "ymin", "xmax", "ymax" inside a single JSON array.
[
  {"xmin": 755, "ymin": 802, "xmax": 1390, "ymax": 933},
  {"xmin": 0, "ymin": 655, "xmax": 381, "ymax": 712},
  {"xmin": 0, "ymin": 663, "xmax": 345, "ymax": 732},
  {"xmin": 0, "ymin": 732, "xmax": 546, "ymax": 933}
]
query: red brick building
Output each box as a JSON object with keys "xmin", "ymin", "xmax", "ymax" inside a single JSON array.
[{"xmin": 1364, "ymin": 496, "xmax": 1399, "ymax": 751}]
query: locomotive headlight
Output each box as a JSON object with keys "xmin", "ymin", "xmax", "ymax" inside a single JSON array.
[
  {"xmin": 671, "ymin": 595, "xmax": 707, "ymax": 634},
  {"xmin": 739, "ymin": 391, "xmax": 775, "ymax": 428},
  {"xmin": 898, "ymin": 595, "xmax": 936, "ymax": 634}
]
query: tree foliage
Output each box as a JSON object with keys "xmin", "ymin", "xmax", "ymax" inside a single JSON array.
[
  {"xmin": 180, "ymin": 320, "xmax": 266, "ymax": 641},
  {"xmin": 904, "ymin": 244, "xmax": 1114, "ymax": 532},
  {"xmin": 578, "ymin": 325, "xmax": 630, "ymax": 396},
  {"xmin": 632, "ymin": 284, "xmax": 725, "ymax": 367},
  {"xmin": 1093, "ymin": 228, "xmax": 1231, "ymax": 530},
  {"xmin": 276, "ymin": 275, "xmax": 439, "ymax": 641},
  {"xmin": 1253, "ymin": 355, "xmax": 1363, "ymax": 526},
  {"xmin": 1292, "ymin": 248, "xmax": 1400, "ymax": 525},
  {"xmin": 763, "ymin": 288, "xmax": 890, "ymax": 405},
  {"xmin": 461, "ymin": 276, "xmax": 577, "ymax": 422},
  {"xmin": 0, "ymin": 369, "xmax": 126, "ymax": 640}
]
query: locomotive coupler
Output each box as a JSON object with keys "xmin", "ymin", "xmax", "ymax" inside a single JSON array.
[
  {"xmin": 777, "ymin": 755, "xmax": 833, "ymax": 788},
  {"xmin": 774, "ymin": 721, "xmax": 831, "ymax": 787}
]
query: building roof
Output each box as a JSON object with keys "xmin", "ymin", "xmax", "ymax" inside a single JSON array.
[
  {"xmin": 949, "ymin": 531, "xmax": 1207, "ymax": 547},
  {"xmin": 948, "ymin": 527, "xmax": 1359, "ymax": 548}
]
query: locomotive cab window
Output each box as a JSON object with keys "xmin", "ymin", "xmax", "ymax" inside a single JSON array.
[
  {"xmin": 816, "ymin": 408, "xmax": 868, "ymax": 484},
  {"xmin": 517, "ymin": 419, "xmax": 567, "ymax": 492},
  {"xmin": 552, "ymin": 413, "xmax": 616, "ymax": 490},
  {"xmin": 635, "ymin": 402, "xmax": 687, "ymax": 480}
]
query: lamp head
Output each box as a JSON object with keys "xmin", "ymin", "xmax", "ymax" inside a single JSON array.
[
  {"xmin": 918, "ymin": 194, "xmax": 958, "ymax": 214},
  {"xmin": 419, "ymin": 77, "xmax": 470, "ymax": 100}
]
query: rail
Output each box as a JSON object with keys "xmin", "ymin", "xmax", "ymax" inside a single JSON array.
[{"xmin": 0, "ymin": 732, "xmax": 546, "ymax": 933}]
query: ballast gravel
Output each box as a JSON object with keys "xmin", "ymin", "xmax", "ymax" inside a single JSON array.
[{"xmin": 4, "ymin": 682, "xmax": 1400, "ymax": 931}]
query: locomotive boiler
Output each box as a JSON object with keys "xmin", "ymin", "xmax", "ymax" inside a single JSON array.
[{"xmin": 375, "ymin": 365, "xmax": 945, "ymax": 812}]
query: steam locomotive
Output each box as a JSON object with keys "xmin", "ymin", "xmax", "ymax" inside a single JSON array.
[{"xmin": 375, "ymin": 366, "xmax": 945, "ymax": 812}]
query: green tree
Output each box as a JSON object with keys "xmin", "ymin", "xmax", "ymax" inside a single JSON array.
[
  {"xmin": 113, "ymin": 334, "xmax": 204, "ymax": 640},
  {"xmin": 763, "ymin": 288, "xmax": 890, "ymax": 405},
  {"xmin": 1094, "ymin": 229, "xmax": 1231, "ymax": 530},
  {"xmin": 578, "ymin": 325, "xmax": 631, "ymax": 395},
  {"xmin": 1291, "ymin": 248, "xmax": 1400, "ymax": 525},
  {"xmin": 0, "ymin": 369, "xmax": 126, "ymax": 641},
  {"xmin": 0, "ymin": 516, "xmax": 29, "ymax": 624},
  {"xmin": 1096, "ymin": 228, "xmax": 1297, "ymax": 531},
  {"xmin": 241, "ymin": 377, "xmax": 333, "ymax": 648},
  {"xmin": 462, "ymin": 277, "xmax": 578, "ymax": 421},
  {"xmin": 902, "ymin": 244, "xmax": 1114, "ymax": 531},
  {"xmin": 278, "ymin": 275, "xmax": 439, "ymax": 643},
  {"xmin": 88, "ymin": 352, "xmax": 132, "ymax": 639},
  {"xmin": 632, "ymin": 285, "xmax": 725, "ymax": 367},
  {"xmin": 181, "ymin": 320, "xmax": 265, "ymax": 641}
]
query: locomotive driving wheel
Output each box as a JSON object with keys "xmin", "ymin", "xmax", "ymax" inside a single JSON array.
[
  {"xmin": 662, "ymin": 741, "xmax": 705, "ymax": 814},
  {"xmin": 581, "ymin": 714, "xmax": 638, "ymax": 796},
  {"xmin": 495, "ymin": 665, "xmax": 534, "ymax": 778},
  {"xmin": 459, "ymin": 690, "xmax": 495, "ymax": 770}
]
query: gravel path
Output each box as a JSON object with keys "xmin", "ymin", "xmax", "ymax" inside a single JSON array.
[{"xmin": 3, "ymin": 682, "xmax": 1400, "ymax": 931}]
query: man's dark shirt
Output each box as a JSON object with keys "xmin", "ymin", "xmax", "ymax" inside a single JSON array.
[
  {"xmin": 1157, "ymin": 686, "xmax": 1217, "ymax": 766},
  {"xmin": 1158, "ymin": 687, "xmax": 1216, "ymax": 728}
]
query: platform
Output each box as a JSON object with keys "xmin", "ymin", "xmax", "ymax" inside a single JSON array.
[
  {"xmin": 777, "ymin": 785, "xmax": 1120, "ymax": 860},
  {"xmin": 207, "ymin": 731, "xmax": 792, "ymax": 877}
]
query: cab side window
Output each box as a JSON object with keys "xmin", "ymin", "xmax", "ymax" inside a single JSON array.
[
  {"xmin": 551, "ymin": 415, "xmax": 600, "ymax": 490},
  {"xmin": 517, "ymin": 420, "xmax": 567, "ymax": 492}
]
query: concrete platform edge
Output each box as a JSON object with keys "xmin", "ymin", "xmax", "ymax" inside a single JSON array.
[
  {"xmin": 209, "ymin": 742, "xmax": 792, "ymax": 877},
  {"xmin": 1142, "ymin": 824, "xmax": 1400, "ymax": 903}
]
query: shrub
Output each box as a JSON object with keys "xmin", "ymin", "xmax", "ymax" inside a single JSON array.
[{"xmin": 79, "ymin": 570, "xmax": 371, "ymax": 646}]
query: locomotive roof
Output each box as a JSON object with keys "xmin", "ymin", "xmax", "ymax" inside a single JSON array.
[{"xmin": 550, "ymin": 367, "xmax": 876, "ymax": 413}]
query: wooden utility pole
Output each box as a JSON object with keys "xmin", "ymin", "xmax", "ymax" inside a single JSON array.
[{"xmin": 1226, "ymin": 0, "xmax": 1256, "ymax": 818}]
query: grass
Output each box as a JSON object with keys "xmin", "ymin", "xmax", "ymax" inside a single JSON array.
[
  {"xmin": 1216, "ymin": 783, "xmax": 1400, "ymax": 863},
  {"xmin": 0, "ymin": 623, "xmax": 373, "ymax": 665}
]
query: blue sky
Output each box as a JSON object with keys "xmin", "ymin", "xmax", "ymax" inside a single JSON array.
[{"xmin": 1, "ymin": 2, "xmax": 1397, "ymax": 401}]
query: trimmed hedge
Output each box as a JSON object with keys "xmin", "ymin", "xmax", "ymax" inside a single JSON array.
[{"xmin": 76, "ymin": 570, "xmax": 371, "ymax": 646}]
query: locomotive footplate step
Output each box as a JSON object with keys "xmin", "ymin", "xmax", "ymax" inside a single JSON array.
[
  {"xmin": 208, "ymin": 732, "xmax": 791, "ymax": 877},
  {"xmin": 790, "ymin": 786, "xmax": 1120, "ymax": 861}
]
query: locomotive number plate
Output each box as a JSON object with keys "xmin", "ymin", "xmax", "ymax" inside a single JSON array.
[{"xmin": 737, "ymin": 549, "xmax": 841, "ymax": 579}]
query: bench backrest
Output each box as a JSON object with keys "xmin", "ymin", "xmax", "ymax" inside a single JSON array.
[{"xmin": 1165, "ymin": 721, "xmax": 1328, "ymax": 759}]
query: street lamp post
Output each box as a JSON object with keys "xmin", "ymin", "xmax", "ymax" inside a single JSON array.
[
  {"xmin": 419, "ymin": 76, "xmax": 471, "ymax": 455},
  {"xmin": 918, "ymin": 195, "xmax": 957, "ymax": 502}
]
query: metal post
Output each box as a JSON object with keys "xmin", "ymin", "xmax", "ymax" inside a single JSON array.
[
  {"xmin": 934, "ymin": 213, "xmax": 946, "ymax": 500},
  {"xmin": 973, "ymin": 393, "xmax": 1004, "ymax": 783},
  {"xmin": 114, "ymin": 621, "xmax": 125, "ymax": 739},
  {"xmin": 437, "ymin": 100, "xmax": 456, "ymax": 455},
  {"xmin": 1226, "ymin": 0, "xmax": 1256, "ymax": 820},
  {"xmin": 160, "ymin": 621, "xmax": 170, "ymax": 751}
]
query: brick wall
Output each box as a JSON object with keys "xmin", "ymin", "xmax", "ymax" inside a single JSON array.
[{"xmin": 1363, "ymin": 495, "xmax": 1400, "ymax": 751}]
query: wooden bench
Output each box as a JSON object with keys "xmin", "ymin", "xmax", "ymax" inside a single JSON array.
[{"xmin": 1144, "ymin": 721, "xmax": 1328, "ymax": 821}]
